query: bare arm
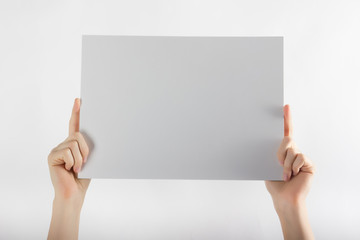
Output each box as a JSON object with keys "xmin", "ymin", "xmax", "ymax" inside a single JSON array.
[
  {"xmin": 48, "ymin": 198, "xmax": 83, "ymax": 240},
  {"xmin": 274, "ymin": 200, "xmax": 313, "ymax": 240}
]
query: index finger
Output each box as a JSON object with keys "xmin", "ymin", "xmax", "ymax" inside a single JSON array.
[
  {"xmin": 284, "ymin": 104, "xmax": 293, "ymax": 137},
  {"xmin": 69, "ymin": 98, "xmax": 81, "ymax": 135}
]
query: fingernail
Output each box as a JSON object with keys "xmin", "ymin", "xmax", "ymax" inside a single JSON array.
[
  {"xmin": 283, "ymin": 173, "xmax": 288, "ymax": 181},
  {"xmin": 84, "ymin": 157, "xmax": 87, "ymax": 163}
]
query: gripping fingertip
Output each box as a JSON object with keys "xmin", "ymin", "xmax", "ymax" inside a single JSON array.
[{"xmin": 283, "ymin": 173, "xmax": 288, "ymax": 181}]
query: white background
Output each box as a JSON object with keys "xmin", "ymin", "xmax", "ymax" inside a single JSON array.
[{"xmin": 1, "ymin": 0, "xmax": 359, "ymax": 239}]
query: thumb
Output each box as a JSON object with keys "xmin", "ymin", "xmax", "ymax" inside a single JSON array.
[{"xmin": 69, "ymin": 98, "xmax": 81, "ymax": 134}]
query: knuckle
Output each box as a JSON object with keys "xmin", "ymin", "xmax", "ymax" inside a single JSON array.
[
  {"xmin": 64, "ymin": 148, "xmax": 73, "ymax": 161},
  {"xmin": 47, "ymin": 152, "xmax": 53, "ymax": 162},
  {"xmin": 69, "ymin": 140, "xmax": 78, "ymax": 149},
  {"xmin": 297, "ymin": 153, "xmax": 305, "ymax": 161},
  {"xmin": 72, "ymin": 132, "xmax": 81, "ymax": 139},
  {"xmin": 75, "ymin": 131, "xmax": 82, "ymax": 137},
  {"xmin": 68, "ymin": 132, "xmax": 78, "ymax": 140},
  {"xmin": 284, "ymin": 136, "xmax": 293, "ymax": 144},
  {"xmin": 288, "ymin": 147, "xmax": 296, "ymax": 155},
  {"xmin": 285, "ymin": 148, "xmax": 296, "ymax": 159}
]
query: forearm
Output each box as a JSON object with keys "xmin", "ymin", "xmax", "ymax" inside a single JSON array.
[
  {"xmin": 274, "ymin": 200, "xmax": 314, "ymax": 240},
  {"xmin": 48, "ymin": 197, "xmax": 83, "ymax": 240}
]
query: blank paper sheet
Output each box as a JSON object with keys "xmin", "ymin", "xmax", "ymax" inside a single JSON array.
[{"xmin": 79, "ymin": 36, "xmax": 284, "ymax": 180}]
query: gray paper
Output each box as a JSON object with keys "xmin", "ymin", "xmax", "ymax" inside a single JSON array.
[{"xmin": 79, "ymin": 36, "xmax": 283, "ymax": 180}]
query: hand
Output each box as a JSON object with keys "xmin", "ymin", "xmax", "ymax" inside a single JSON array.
[
  {"xmin": 48, "ymin": 98, "xmax": 90, "ymax": 240},
  {"xmin": 266, "ymin": 104, "xmax": 315, "ymax": 206},
  {"xmin": 48, "ymin": 98, "xmax": 90, "ymax": 202},
  {"xmin": 265, "ymin": 105, "xmax": 315, "ymax": 240}
]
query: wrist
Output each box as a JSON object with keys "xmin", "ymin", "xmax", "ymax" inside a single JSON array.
[
  {"xmin": 53, "ymin": 195, "xmax": 84, "ymax": 213},
  {"xmin": 272, "ymin": 197, "xmax": 306, "ymax": 216},
  {"xmin": 272, "ymin": 199, "xmax": 314, "ymax": 240},
  {"xmin": 49, "ymin": 196, "xmax": 83, "ymax": 240},
  {"xmin": 275, "ymin": 201, "xmax": 306, "ymax": 224}
]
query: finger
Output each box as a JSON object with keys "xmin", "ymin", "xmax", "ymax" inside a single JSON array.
[
  {"xmin": 48, "ymin": 148, "xmax": 75, "ymax": 171},
  {"xmin": 293, "ymin": 153, "xmax": 315, "ymax": 175},
  {"xmin": 67, "ymin": 132, "xmax": 90, "ymax": 163},
  {"xmin": 69, "ymin": 98, "xmax": 81, "ymax": 135},
  {"xmin": 284, "ymin": 104, "xmax": 293, "ymax": 137},
  {"xmin": 283, "ymin": 148, "xmax": 298, "ymax": 181},
  {"xmin": 292, "ymin": 153, "xmax": 306, "ymax": 176},
  {"xmin": 66, "ymin": 140, "xmax": 83, "ymax": 172},
  {"xmin": 277, "ymin": 136, "xmax": 295, "ymax": 165}
]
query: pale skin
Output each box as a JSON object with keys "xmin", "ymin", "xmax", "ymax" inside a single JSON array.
[
  {"xmin": 48, "ymin": 99, "xmax": 315, "ymax": 240},
  {"xmin": 265, "ymin": 104, "xmax": 315, "ymax": 240},
  {"xmin": 48, "ymin": 98, "xmax": 90, "ymax": 240}
]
